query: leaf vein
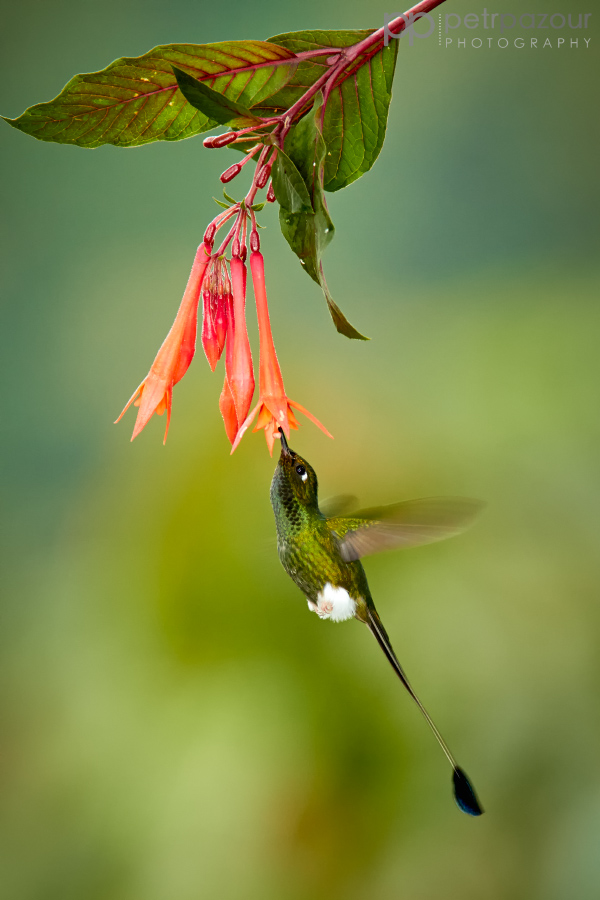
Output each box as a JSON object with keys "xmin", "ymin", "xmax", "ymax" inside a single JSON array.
[{"xmin": 136, "ymin": 91, "xmax": 174, "ymax": 138}]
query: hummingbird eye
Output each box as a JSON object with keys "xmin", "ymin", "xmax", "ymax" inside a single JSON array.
[{"xmin": 295, "ymin": 464, "xmax": 308, "ymax": 482}]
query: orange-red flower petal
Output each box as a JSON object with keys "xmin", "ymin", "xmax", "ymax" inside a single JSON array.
[
  {"xmin": 232, "ymin": 397, "xmax": 332, "ymax": 455},
  {"xmin": 115, "ymin": 243, "xmax": 210, "ymax": 443}
]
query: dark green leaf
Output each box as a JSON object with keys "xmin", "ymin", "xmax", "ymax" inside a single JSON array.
[
  {"xmin": 271, "ymin": 149, "xmax": 313, "ymax": 215},
  {"xmin": 273, "ymin": 95, "xmax": 368, "ymax": 340},
  {"xmin": 260, "ymin": 29, "xmax": 398, "ymax": 192},
  {"xmin": 319, "ymin": 269, "xmax": 369, "ymax": 341},
  {"xmin": 284, "ymin": 92, "xmax": 335, "ymax": 279},
  {"xmin": 3, "ymin": 41, "xmax": 297, "ymax": 148},
  {"xmin": 172, "ymin": 66, "xmax": 259, "ymax": 126}
]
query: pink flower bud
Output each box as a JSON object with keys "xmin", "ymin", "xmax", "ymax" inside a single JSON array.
[
  {"xmin": 256, "ymin": 164, "xmax": 272, "ymax": 189},
  {"xmin": 220, "ymin": 164, "xmax": 241, "ymax": 183},
  {"xmin": 250, "ymin": 230, "xmax": 260, "ymax": 253},
  {"xmin": 266, "ymin": 183, "xmax": 276, "ymax": 203},
  {"xmin": 204, "ymin": 132, "xmax": 238, "ymax": 148}
]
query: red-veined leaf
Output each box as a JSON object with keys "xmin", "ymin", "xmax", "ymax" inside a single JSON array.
[
  {"xmin": 3, "ymin": 41, "xmax": 297, "ymax": 148},
  {"xmin": 172, "ymin": 67, "xmax": 260, "ymax": 127},
  {"xmin": 261, "ymin": 29, "xmax": 398, "ymax": 192}
]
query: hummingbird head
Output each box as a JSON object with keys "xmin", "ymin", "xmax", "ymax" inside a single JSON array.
[{"xmin": 270, "ymin": 428, "xmax": 319, "ymax": 527}]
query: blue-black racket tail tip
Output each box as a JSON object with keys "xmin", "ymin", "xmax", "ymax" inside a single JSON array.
[{"xmin": 453, "ymin": 766, "xmax": 484, "ymax": 816}]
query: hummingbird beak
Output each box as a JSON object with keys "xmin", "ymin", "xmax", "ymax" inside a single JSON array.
[{"xmin": 278, "ymin": 427, "xmax": 291, "ymax": 457}]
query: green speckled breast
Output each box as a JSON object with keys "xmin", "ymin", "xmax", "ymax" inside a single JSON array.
[{"xmin": 271, "ymin": 466, "xmax": 370, "ymax": 606}]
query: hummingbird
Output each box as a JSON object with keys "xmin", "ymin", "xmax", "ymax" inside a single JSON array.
[{"xmin": 270, "ymin": 427, "xmax": 484, "ymax": 816}]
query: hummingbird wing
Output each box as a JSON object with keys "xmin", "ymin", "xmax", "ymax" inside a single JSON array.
[
  {"xmin": 319, "ymin": 494, "xmax": 359, "ymax": 518},
  {"xmin": 329, "ymin": 496, "xmax": 484, "ymax": 562}
]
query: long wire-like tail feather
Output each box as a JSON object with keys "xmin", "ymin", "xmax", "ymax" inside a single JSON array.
[{"xmin": 366, "ymin": 609, "xmax": 483, "ymax": 817}]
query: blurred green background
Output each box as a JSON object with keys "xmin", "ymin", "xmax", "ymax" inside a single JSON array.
[{"xmin": 1, "ymin": 1, "xmax": 599, "ymax": 898}]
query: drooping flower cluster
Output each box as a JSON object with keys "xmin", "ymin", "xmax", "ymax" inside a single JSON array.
[{"xmin": 116, "ymin": 140, "xmax": 332, "ymax": 454}]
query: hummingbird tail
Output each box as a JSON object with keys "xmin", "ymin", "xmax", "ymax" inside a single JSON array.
[{"xmin": 366, "ymin": 609, "xmax": 483, "ymax": 817}]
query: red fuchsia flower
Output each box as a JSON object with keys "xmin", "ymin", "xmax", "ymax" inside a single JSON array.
[
  {"xmin": 231, "ymin": 249, "xmax": 332, "ymax": 456},
  {"xmin": 213, "ymin": 267, "xmax": 228, "ymax": 357},
  {"xmin": 227, "ymin": 255, "xmax": 255, "ymax": 423},
  {"xmin": 218, "ymin": 292, "xmax": 238, "ymax": 444},
  {"xmin": 219, "ymin": 255, "xmax": 255, "ymax": 444},
  {"xmin": 201, "ymin": 257, "xmax": 229, "ymax": 371},
  {"xmin": 115, "ymin": 242, "xmax": 210, "ymax": 443},
  {"xmin": 201, "ymin": 286, "xmax": 220, "ymax": 371}
]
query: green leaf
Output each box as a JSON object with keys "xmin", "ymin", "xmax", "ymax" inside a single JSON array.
[
  {"xmin": 318, "ymin": 268, "xmax": 370, "ymax": 341},
  {"xmin": 213, "ymin": 198, "xmax": 231, "ymax": 209},
  {"xmin": 222, "ymin": 190, "xmax": 237, "ymax": 204},
  {"xmin": 272, "ymin": 95, "xmax": 368, "ymax": 340},
  {"xmin": 260, "ymin": 29, "xmax": 398, "ymax": 192},
  {"xmin": 283, "ymin": 93, "xmax": 334, "ymax": 284},
  {"xmin": 272, "ymin": 149, "xmax": 313, "ymax": 215},
  {"xmin": 3, "ymin": 41, "xmax": 297, "ymax": 148},
  {"xmin": 172, "ymin": 66, "xmax": 260, "ymax": 126}
]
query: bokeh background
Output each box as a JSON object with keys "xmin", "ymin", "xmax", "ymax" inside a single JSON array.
[{"xmin": 1, "ymin": 1, "xmax": 599, "ymax": 898}]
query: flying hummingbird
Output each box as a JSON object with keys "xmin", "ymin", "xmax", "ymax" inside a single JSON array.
[{"xmin": 270, "ymin": 428, "xmax": 484, "ymax": 816}]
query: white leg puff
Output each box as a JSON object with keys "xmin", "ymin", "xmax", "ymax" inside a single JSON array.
[{"xmin": 315, "ymin": 583, "xmax": 357, "ymax": 622}]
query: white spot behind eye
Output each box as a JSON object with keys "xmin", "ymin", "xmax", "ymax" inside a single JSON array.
[{"xmin": 301, "ymin": 472, "xmax": 308, "ymax": 482}]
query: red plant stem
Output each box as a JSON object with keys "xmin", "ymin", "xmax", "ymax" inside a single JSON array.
[
  {"xmin": 237, "ymin": 143, "xmax": 261, "ymax": 168},
  {"xmin": 245, "ymin": 144, "xmax": 272, "ymax": 207},
  {"xmin": 294, "ymin": 48, "xmax": 342, "ymax": 60},
  {"xmin": 353, "ymin": 0, "xmax": 447, "ymax": 57},
  {"xmin": 233, "ymin": 118, "xmax": 279, "ymax": 134},
  {"xmin": 279, "ymin": 0, "xmax": 448, "ymax": 136},
  {"xmin": 211, "ymin": 205, "xmax": 240, "ymax": 238},
  {"xmin": 194, "ymin": 47, "xmax": 342, "ymax": 84},
  {"xmin": 249, "ymin": 209, "xmax": 259, "ymax": 251},
  {"xmin": 213, "ymin": 206, "xmax": 237, "ymax": 226},
  {"xmin": 215, "ymin": 222, "xmax": 237, "ymax": 257},
  {"xmin": 232, "ymin": 219, "xmax": 243, "ymax": 255},
  {"xmin": 208, "ymin": 142, "xmax": 272, "ymax": 258},
  {"xmin": 232, "ymin": 200, "xmax": 248, "ymax": 252},
  {"xmin": 240, "ymin": 206, "xmax": 247, "ymax": 254}
]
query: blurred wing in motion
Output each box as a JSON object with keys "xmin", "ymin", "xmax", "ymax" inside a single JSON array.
[
  {"xmin": 320, "ymin": 494, "xmax": 359, "ymax": 518},
  {"xmin": 331, "ymin": 497, "xmax": 485, "ymax": 562}
]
